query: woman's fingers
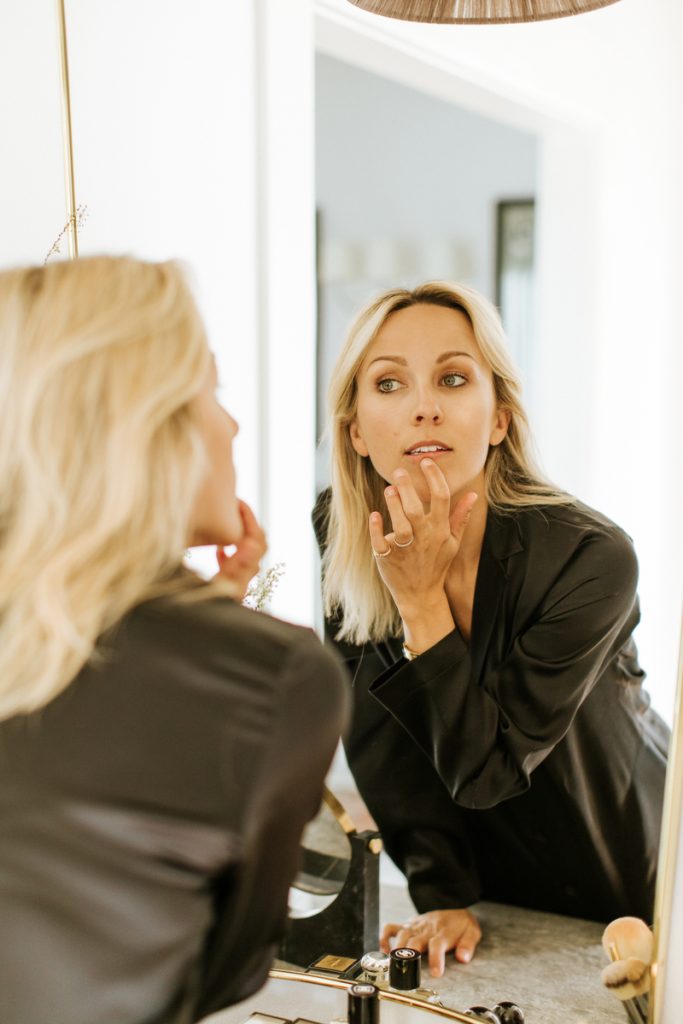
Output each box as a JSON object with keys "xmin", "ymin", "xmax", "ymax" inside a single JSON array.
[
  {"xmin": 369, "ymin": 512, "xmax": 391, "ymax": 556},
  {"xmin": 214, "ymin": 501, "xmax": 269, "ymax": 601},
  {"xmin": 454, "ymin": 918, "xmax": 482, "ymax": 964},
  {"xmin": 237, "ymin": 499, "xmax": 267, "ymax": 551},
  {"xmin": 391, "ymin": 469, "xmax": 424, "ymax": 519},
  {"xmin": 380, "ymin": 922, "xmax": 402, "ymax": 953},
  {"xmin": 379, "ymin": 462, "xmax": 466, "ymax": 551},
  {"xmin": 384, "ymin": 484, "xmax": 415, "ymax": 545},
  {"xmin": 391, "ymin": 928, "xmax": 428, "ymax": 953},
  {"xmin": 449, "ymin": 492, "xmax": 478, "ymax": 546},
  {"xmin": 419, "ymin": 458, "xmax": 451, "ymax": 519},
  {"xmin": 427, "ymin": 934, "xmax": 450, "ymax": 978},
  {"xmin": 381, "ymin": 910, "xmax": 482, "ymax": 976}
]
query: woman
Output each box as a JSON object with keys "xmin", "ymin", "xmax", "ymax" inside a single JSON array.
[
  {"xmin": 0, "ymin": 256, "xmax": 347, "ymax": 1024},
  {"xmin": 314, "ymin": 281, "xmax": 668, "ymax": 978}
]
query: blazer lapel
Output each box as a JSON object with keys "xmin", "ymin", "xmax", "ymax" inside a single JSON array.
[{"xmin": 470, "ymin": 509, "xmax": 524, "ymax": 687}]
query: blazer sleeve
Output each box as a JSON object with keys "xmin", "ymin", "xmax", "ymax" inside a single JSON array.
[
  {"xmin": 344, "ymin": 640, "xmax": 482, "ymax": 911},
  {"xmin": 194, "ymin": 631, "xmax": 348, "ymax": 1017},
  {"xmin": 313, "ymin": 489, "xmax": 480, "ymax": 911},
  {"xmin": 370, "ymin": 526, "xmax": 640, "ymax": 811}
]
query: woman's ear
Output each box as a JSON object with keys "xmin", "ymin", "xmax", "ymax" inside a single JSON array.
[
  {"xmin": 489, "ymin": 407, "xmax": 511, "ymax": 447},
  {"xmin": 349, "ymin": 419, "xmax": 369, "ymax": 457}
]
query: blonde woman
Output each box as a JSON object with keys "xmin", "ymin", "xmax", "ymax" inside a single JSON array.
[
  {"xmin": 0, "ymin": 256, "xmax": 347, "ymax": 1024},
  {"xmin": 315, "ymin": 282, "xmax": 668, "ymax": 977}
]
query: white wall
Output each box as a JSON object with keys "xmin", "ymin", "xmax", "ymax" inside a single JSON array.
[
  {"xmin": 0, "ymin": 4, "xmax": 67, "ymax": 265},
  {"xmin": 1, "ymin": 0, "xmax": 317, "ymax": 625},
  {"xmin": 316, "ymin": 54, "xmax": 537, "ymax": 299}
]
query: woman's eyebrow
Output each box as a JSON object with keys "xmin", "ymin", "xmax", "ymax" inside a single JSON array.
[
  {"xmin": 436, "ymin": 350, "xmax": 475, "ymax": 363},
  {"xmin": 367, "ymin": 350, "xmax": 475, "ymax": 368},
  {"xmin": 367, "ymin": 354, "xmax": 407, "ymax": 367}
]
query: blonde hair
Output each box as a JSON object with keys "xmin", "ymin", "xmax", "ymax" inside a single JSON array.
[
  {"xmin": 322, "ymin": 281, "xmax": 571, "ymax": 644},
  {"xmin": 0, "ymin": 255, "xmax": 226, "ymax": 720}
]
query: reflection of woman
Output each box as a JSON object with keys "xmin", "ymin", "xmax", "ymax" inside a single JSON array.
[
  {"xmin": 315, "ymin": 282, "xmax": 668, "ymax": 977},
  {"xmin": 0, "ymin": 257, "xmax": 347, "ymax": 1024}
]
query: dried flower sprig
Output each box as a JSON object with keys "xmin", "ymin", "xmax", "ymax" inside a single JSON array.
[
  {"xmin": 244, "ymin": 562, "xmax": 285, "ymax": 611},
  {"xmin": 44, "ymin": 203, "xmax": 89, "ymax": 264}
]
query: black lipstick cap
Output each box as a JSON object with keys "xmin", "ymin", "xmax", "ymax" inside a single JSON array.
[
  {"xmin": 389, "ymin": 947, "xmax": 421, "ymax": 991},
  {"xmin": 348, "ymin": 982, "xmax": 379, "ymax": 1024}
]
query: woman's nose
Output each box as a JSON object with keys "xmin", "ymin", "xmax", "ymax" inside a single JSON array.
[{"xmin": 412, "ymin": 391, "xmax": 444, "ymax": 424}]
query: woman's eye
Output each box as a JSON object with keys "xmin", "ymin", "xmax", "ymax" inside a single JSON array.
[
  {"xmin": 377, "ymin": 378, "xmax": 401, "ymax": 393},
  {"xmin": 441, "ymin": 372, "xmax": 466, "ymax": 388}
]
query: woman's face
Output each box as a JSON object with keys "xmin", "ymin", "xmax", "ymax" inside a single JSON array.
[
  {"xmin": 188, "ymin": 358, "xmax": 244, "ymax": 547},
  {"xmin": 349, "ymin": 303, "xmax": 509, "ymax": 505}
]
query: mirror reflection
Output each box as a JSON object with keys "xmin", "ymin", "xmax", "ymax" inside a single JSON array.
[
  {"xmin": 289, "ymin": 790, "xmax": 353, "ymax": 918},
  {"xmin": 315, "ymin": 279, "xmax": 668, "ymax": 960}
]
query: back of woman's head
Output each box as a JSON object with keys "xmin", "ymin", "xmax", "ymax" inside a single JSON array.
[{"xmin": 0, "ymin": 255, "xmax": 212, "ymax": 718}]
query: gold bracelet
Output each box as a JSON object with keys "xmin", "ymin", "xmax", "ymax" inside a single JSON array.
[{"xmin": 401, "ymin": 643, "xmax": 420, "ymax": 661}]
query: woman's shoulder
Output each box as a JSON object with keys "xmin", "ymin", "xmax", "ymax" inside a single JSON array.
[
  {"xmin": 510, "ymin": 499, "xmax": 633, "ymax": 545},
  {"xmin": 503, "ymin": 500, "xmax": 638, "ymax": 584},
  {"xmin": 125, "ymin": 586, "xmax": 341, "ymax": 688}
]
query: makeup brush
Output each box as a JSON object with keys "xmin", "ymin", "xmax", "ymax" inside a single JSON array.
[
  {"xmin": 601, "ymin": 918, "xmax": 653, "ymax": 1024},
  {"xmin": 601, "ymin": 957, "xmax": 650, "ymax": 1000},
  {"xmin": 601, "ymin": 917, "xmax": 654, "ymax": 965}
]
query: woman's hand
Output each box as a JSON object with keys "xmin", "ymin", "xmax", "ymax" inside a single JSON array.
[
  {"xmin": 381, "ymin": 908, "xmax": 482, "ymax": 977},
  {"xmin": 369, "ymin": 458, "xmax": 477, "ymax": 620},
  {"xmin": 214, "ymin": 500, "xmax": 267, "ymax": 602}
]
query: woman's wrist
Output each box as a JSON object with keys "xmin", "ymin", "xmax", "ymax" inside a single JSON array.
[{"xmin": 401, "ymin": 595, "xmax": 455, "ymax": 656}]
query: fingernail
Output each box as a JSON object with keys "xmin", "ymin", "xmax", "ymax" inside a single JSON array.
[
  {"xmin": 460, "ymin": 950, "xmax": 472, "ymax": 963},
  {"xmin": 421, "ymin": 458, "xmax": 433, "ymax": 467},
  {"xmin": 385, "ymin": 487, "xmax": 396, "ymax": 497}
]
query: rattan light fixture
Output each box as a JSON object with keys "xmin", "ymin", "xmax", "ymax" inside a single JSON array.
[{"xmin": 346, "ymin": 0, "xmax": 621, "ymax": 23}]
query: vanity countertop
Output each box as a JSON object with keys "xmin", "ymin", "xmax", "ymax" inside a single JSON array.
[
  {"xmin": 206, "ymin": 878, "xmax": 628, "ymax": 1024},
  {"xmin": 381, "ymin": 882, "xmax": 626, "ymax": 1023}
]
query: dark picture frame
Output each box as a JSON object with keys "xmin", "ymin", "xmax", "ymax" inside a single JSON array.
[{"xmin": 495, "ymin": 199, "xmax": 535, "ymax": 309}]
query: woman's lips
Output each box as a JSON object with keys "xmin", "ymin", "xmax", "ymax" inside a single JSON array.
[{"xmin": 404, "ymin": 449, "xmax": 452, "ymax": 461}]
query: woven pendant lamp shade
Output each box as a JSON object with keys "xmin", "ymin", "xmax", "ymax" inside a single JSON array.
[{"xmin": 346, "ymin": 0, "xmax": 621, "ymax": 23}]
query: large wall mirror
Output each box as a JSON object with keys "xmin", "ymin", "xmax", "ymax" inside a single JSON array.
[{"xmin": 1, "ymin": 0, "xmax": 681, "ymax": 1021}]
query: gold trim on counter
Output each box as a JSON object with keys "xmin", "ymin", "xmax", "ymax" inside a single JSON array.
[{"xmin": 267, "ymin": 968, "xmax": 483, "ymax": 1022}]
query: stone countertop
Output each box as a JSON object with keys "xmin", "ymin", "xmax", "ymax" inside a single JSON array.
[
  {"xmin": 205, "ymin": 875, "xmax": 630, "ymax": 1024},
  {"xmin": 381, "ymin": 882, "xmax": 627, "ymax": 1024}
]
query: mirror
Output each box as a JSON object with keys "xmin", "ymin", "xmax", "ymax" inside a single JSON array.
[
  {"xmin": 290, "ymin": 789, "xmax": 354, "ymax": 917},
  {"xmin": 1, "ymin": 1, "xmax": 680, "ymax": 1021}
]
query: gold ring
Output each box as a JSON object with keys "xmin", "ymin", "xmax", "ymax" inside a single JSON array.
[
  {"xmin": 373, "ymin": 546, "xmax": 392, "ymax": 558},
  {"xmin": 394, "ymin": 536, "xmax": 414, "ymax": 548}
]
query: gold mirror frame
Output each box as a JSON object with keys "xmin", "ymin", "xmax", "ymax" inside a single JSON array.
[
  {"xmin": 55, "ymin": 0, "xmax": 79, "ymax": 258},
  {"xmin": 650, "ymin": 621, "xmax": 683, "ymax": 1022},
  {"xmin": 50, "ymin": 5, "xmax": 682, "ymax": 1021}
]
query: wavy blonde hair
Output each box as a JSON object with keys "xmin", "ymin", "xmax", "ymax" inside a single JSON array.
[
  {"xmin": 322, "ymin": 281, "xmax": 572, "ymax": 644},
  {"xmin": 0, "ymin": 255, "xmax": 227, "ymax": 720}
]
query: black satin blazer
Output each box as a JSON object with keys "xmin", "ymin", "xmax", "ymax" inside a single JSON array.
[
  {"xmin": 315, "ymin": 491, "xmax": 668, "ymax": 923},
  {"xmin": 0, "ymin": 590, "xmax": 347, "ymax": 1024}
]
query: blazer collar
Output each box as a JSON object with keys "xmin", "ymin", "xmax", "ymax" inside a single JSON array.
[
  {"xmin": 469, "ymin": 508, "xmax": 524, "ymax": 683},
  {"xmin": 484, "ymin": 506, "xmax": 525, "ymax": 567}
]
